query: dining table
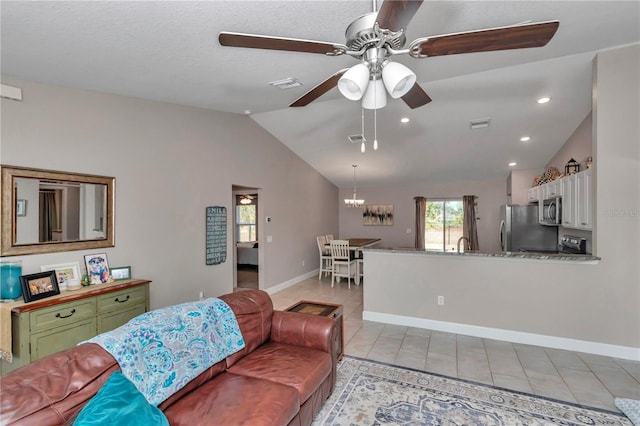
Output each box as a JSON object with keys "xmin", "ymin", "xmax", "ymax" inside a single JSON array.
[{"xmin": 325, "ymin": 238, "xmax": 381, "ymax": 255}]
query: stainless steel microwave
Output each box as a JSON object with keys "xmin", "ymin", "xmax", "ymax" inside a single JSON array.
[{"xmin": 540, "ymin": 196, "xmax": 562, "ymax": 226}]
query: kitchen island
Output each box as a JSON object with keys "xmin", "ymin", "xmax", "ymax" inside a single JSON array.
[{"xmin": 359, "ymin": 247, "xmax": 636, "ymax": 361}]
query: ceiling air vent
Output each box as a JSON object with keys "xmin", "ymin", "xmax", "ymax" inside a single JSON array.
[
  {"xmin": 470, "ymin": 118, "xmax": 491, "ymax": 129},
  {"xmin": 348, "ymin": 134, "xmax": 365, "ymax": 144},
  {"xmin": 268, "ymin": 77, "xmax": 302, "ymax": 90}
]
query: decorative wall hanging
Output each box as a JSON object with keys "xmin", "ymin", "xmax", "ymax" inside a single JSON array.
[
  {"xmin": 206, "ymin": 206, "xmax": 227, "ymax": 265},
  {"xmin": 363, "ymin": 204, "xmax": 394, "ymax": 226}
]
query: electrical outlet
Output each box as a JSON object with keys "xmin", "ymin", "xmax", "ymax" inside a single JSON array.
[
  {"xmin": 199, "ymin": 291, "xmax": 204, "ymax": 301},
  {"xmin": 302, "ymin": 260, "xmax": 305, "ymax": 266},
  {"xmin": 437, "ymin": 296, "xmax": 445, "ymax": 305}
]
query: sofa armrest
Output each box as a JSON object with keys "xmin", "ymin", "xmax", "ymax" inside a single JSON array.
[{"xmin": 270, "ymin": 310, "xmax": 337, "ymax": 355}]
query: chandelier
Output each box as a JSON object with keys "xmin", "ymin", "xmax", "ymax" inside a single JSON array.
[{"xmin": 344, "ymin": 164, "xmax": 364, "ymax": 208}]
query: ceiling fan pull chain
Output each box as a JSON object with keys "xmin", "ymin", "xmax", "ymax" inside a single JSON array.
[
  {"xmin": 374, "ymin": 84, "xmax": 379, "ymax": 151},
  {"xmin": 361, "ymin": 107, "xmax": 366, "ymax": 153}
]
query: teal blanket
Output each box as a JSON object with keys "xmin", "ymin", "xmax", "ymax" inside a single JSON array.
[{"xmin": 85, "ymin": 298, "xmax": 245, "ymax": 406}]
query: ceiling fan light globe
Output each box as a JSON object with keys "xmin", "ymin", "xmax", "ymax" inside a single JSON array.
[
  {"xmin": 382, "ymin": 62, "xmax": 417, "ymax": 98},
  {"xmin": 362, "ymin": 79, "xmax": 387, "ymax": 110},
  {"xmin": 338, "ymin": 63, "xmax": 369, "ymax": 101}
]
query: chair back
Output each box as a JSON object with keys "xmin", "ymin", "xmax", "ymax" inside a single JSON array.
[
  {"xmin": 316, "ymin": 235, "xmax": 328, "ymax": 255},
  {"xmin": 325, "ymin": 234, "xmax": 334, "ymax": 243},
  {"xmin": 330, "ymin": 240, "xmax": 350, "ymax": 260}
]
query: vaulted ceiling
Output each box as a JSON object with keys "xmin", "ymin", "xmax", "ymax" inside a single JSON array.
[{"xmin": 2, "ymin": 1, "xmax": 639, "ymax": 187}]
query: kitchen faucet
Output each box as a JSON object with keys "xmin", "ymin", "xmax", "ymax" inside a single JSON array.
[{"xmin": 457, "ymin": 236, "xmax": 470, "ymax": 253}]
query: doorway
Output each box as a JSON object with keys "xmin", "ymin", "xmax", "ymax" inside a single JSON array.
[{"xmin": 232, "ymin": 186, "xmax": 260, "ymax": 290}]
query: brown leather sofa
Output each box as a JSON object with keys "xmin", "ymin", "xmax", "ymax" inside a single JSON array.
[{"xmin": 0, "ymin": 289, "xmax": 338, "ymax": 425}]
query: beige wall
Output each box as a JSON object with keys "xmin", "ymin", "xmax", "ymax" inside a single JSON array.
[
  {"xmin": 339, "ymin": 180, "xmax": 505, "ymax": 253},
  {"xmin": 507, "ymin": 168, "xmax": 540, "ymax": 205},
  {"xmin": 362, "ymin": 44, "xmax": 640, "ymax": 358},
  {"xmin": 0, "ymin": 79, "xmax": 339, "ymax": 309},
  {"xmin": 546, "ymin": 112, "xmax": 593, "ymax": 173}
]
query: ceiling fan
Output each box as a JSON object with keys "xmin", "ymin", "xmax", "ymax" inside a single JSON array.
[{"xmin": 219, "ymin": 0, "xmax": 559, "ymax": 110}]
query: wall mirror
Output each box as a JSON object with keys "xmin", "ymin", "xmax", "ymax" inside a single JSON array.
[{"xmin": 1, "ymin": 165, "xmax": 115, "ymax": 256}]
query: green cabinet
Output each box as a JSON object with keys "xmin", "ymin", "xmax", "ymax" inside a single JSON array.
[{"xmin": 2, "ymin": 280, "xmax": 150, "ymax": 375}]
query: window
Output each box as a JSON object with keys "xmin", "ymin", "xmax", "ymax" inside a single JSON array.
[
  {"xmin": 425, "ymin": 199, "xmax": 464, "ymax": 252},
  {"xmin": 236, "ymin": 204, "xmax": 256, "ymax": 242}
]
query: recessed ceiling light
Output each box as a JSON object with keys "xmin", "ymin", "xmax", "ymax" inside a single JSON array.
[
  {"xmin": 400, "ymin": 117, "xmax": 410, "ymax": 124},
  {"xmin": 537, "ymin": 97, "xmax": 551, "ymax": 104},
  {"xmin": 520, "ymin": 136, "xmax": 531, "ymax": 142},
  {"xmin": 509, "ymin": 162, "xmax": 517, "ymax": 167},
  {"xmin": 244, "ymin": 109, "xmax": 252, "ymax": 115}
]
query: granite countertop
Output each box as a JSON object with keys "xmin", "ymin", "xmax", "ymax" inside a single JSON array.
[{"xmin": 363, "ymin": 247, "xmax": 601, "ymax": 262}]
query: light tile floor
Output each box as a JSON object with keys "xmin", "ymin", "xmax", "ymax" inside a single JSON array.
[{"xmin": 270, "ymin": 276, "xmax": 640, "ymax": 413}]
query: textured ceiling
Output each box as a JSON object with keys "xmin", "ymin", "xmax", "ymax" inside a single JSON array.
[{"xmin": 2, "ymin": 1, "xmax": 639, "ymax": 187}]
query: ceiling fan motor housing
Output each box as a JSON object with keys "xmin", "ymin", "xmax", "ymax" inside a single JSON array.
[{"xmin": 345, "ymin": 12, "xmax": 406, "ymax": 53}]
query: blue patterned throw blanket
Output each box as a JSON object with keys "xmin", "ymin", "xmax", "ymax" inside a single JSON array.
[{"xmin": 85, "ymin": 298, "xmax": 244, "ymax": 406}]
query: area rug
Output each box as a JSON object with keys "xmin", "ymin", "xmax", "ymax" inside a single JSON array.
[{"xmin": 312, "ymin": 356, "xmax": 632, "ymax": 426}]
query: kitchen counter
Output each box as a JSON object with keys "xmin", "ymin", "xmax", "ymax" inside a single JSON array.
[{"xmin": 363, "ymin": 247, "xmax": 600, "ymax": 262}]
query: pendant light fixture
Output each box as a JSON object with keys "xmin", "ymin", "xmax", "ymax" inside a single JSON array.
[{"xmin": 344, "ymin": 164, "xmax": 364, "ymax": 208}]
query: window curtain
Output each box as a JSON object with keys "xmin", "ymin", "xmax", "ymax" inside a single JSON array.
[
  {"xmin": 39, "ymin": 191, "xmax": 57, "ymax": 242},
  {"xmin": 414, "ymin": 197, "xmax": 426, "ymax": 249},
  {"xmin": 462, "ymin": 195, "xmax": 479, "ymax": 251}
]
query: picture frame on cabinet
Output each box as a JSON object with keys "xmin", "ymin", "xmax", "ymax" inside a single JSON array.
[
  {"xmin": 84, "ymin": 253, "xmax": 112, "ymax": 284},
  {"xmin": 20, "ymin": 271, "xmax": 60, "ymax": 303},
  {"xmin": 40, "ymin": 262, "xmax": 82, "ymax": 291},
  {"xmin": 110, "ymin": 266, "xmax": 131, "ymax": 281}
]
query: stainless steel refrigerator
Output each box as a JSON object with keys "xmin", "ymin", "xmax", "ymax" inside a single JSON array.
[{"xmin": 499, "ymin": 205, "xmax": 558, "ymax": 252}]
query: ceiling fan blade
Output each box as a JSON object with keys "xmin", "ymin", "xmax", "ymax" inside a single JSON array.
[
  {"xmin": 290, "ymin": 69, "xmax": 349, "ymax": 107},
  {"xmin": 219, "ymin": 32, "xmax": 346, "ymax": 55},
  {"xmin": 401, "ymin": 83, "xmax": 432, "ymax": 109},
  {"xmin": 410, "ymin": 21, "xmax": 559, "ymax": 57},
  {"xmin": 376, "ymin": 0, "xmax": 424, "ymax": 32}
]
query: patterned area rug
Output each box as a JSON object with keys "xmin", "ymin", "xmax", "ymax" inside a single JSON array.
[{"xmin": 312, "ymin": 356, "xmax": 632, "ymax": 426}]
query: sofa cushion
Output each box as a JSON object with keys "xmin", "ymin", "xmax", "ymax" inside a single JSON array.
[
  {"xmin": 163, "ymin": 372, "xmax": 299, "ymax": 426},
  {"xmin": 0, "ymin": 343, "xmax": 118, "ymax": 426},
  {"xmin": 73, "ymin": 371, "xmax": 168, "ymax": 426},
  {"xmin": 220, "ymin": 289, "xmax": 273, "ymax": 367},
  {"xmin": 228, "ymin": 342, "xmax": 332, "ymax": 403}
]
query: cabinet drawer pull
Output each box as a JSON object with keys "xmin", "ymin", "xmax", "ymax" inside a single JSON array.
[
  {"xmin": 55, "ymin": 309, "xmax": 76, "ymax": 319},
  {"xmin": 114, "ymin": 295, "xmax": 130, "ymax": 303}
]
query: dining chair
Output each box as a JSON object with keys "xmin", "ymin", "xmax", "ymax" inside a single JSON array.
[
  {"xmin": 316, "ymin": 235, "xmax": 332, "ymax": 279},
  {"xmin": 356, "ymin": 257, "xmax": 364, "ymax": 285},
  {"xmin": 330, "ymin": 240, "xmax": 356, "ymax": 289},
  {"xmin": 325, "ymin": 234, "xmax": 334, "ymax": 243}
]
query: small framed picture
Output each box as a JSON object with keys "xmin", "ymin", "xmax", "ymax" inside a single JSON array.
[
  {"xmin": 40, "ymin": 262, "xmax": 82, "ymax": 291},
  {"xmin": 84, "ymin": 253, "xmax": 111, "ymax": 284},
  {"xmin": 110, "ymin": 266, "xmax": 131, "ymax": 281},
  {"xmin": 16, "ymin": 199, "xmax": 27, "ymax": 217},
  {"xmin": 20, "ymin": 271, "xmax": 60, "ymax": 303}
]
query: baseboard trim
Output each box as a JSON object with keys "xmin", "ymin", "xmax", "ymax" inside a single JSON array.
[
  {"xmin": 363, "ymin": 311, "xmax": 640, "ymax": 361},
  {"xmin": 265, "ymin": 269, "xmax": 319, "ymax": 295}
]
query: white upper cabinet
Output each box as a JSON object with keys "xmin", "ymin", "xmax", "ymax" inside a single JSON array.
[
  {"xmin": 561, "ymin": 174, "xmax": 577, "ymax": 227},
  {"xmin": 527, "ymin": 186, "xmax": 541, "ymax": 203},
  {"xmin": 575, "ymin": 169, "xmax": 593, "ymax": 229}
]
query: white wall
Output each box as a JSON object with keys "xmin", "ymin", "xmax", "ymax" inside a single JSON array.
[
  {"xmin": 0, "ymin": 79, "xmax": 339, "ymax": 309},
  {"xmin": 339, "ymin": 179, "xmax": 505, "ymax": 253}
]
